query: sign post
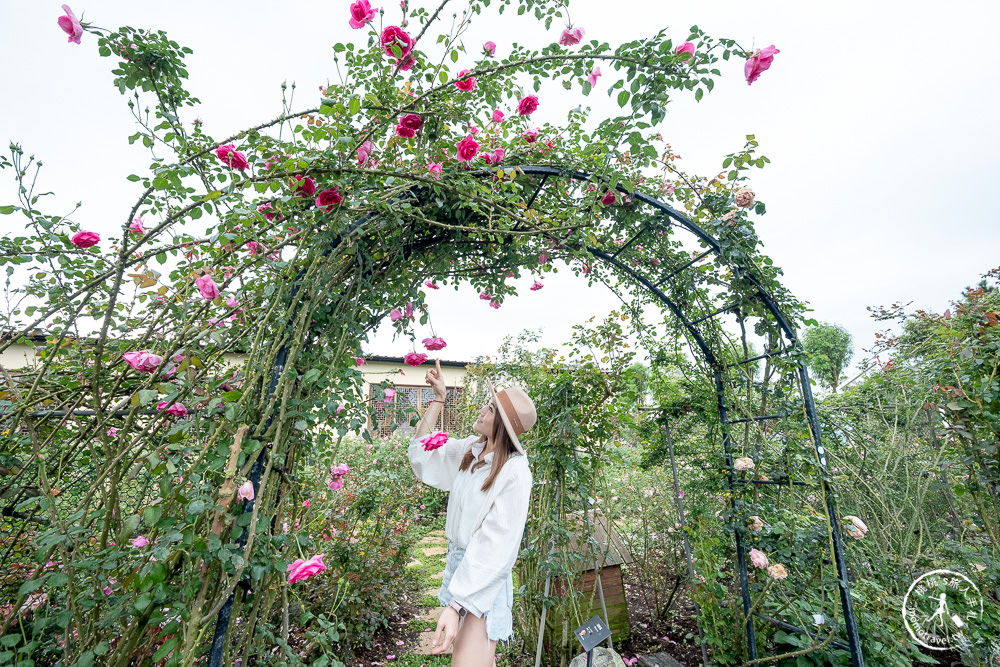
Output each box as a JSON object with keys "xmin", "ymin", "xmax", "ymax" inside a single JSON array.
[{"xmin": 574, "ymin": 615, "xmax": 612, "ymax": 667}]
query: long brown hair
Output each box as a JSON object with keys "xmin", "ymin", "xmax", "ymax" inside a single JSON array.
[{"xmin": 459, "ymin": 412, "xmax": 518, "ymax": 492}]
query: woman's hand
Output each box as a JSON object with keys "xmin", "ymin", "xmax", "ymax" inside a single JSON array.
[
  {"xmin": 430, "ymin": 606, "xmax": 460, "ymax": 655},
  {"xmin": 425, "ymin": 358, "xmax": 446, "ymax": 400}
]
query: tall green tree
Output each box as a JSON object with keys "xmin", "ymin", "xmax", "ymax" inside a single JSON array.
[{"xmin": 803, "ymin": 322, "xmax": 853, "ymax": 392}]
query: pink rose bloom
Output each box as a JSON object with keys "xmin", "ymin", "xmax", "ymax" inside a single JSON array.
[
  {"xmin": 600, "ymin": 191, "xmax": 616, "ymax": 206},
  {"xmin": 158, "ymin": 402, "xmax": 187, "ymax": 417},
  {"xmin": 676, "ymin": 41, "xmax": 695, "ymax": 58},
  {"xmin": 58, "ymin": 5, "xmax": 84, "ymax": 44},
  {"xmin": 71, "ymin": 231, "xmax": 100, "ymax": 248},
  {"xmin": 381, "ymin": 25, "xmax": 414, "ymax": 66},
  {"xmin": 422, "ymin": 337, "xmax": 447, "ymax": 351},
  {"xmin": 530, "ymin": 281, "xmax": 544, "ymax": 291},
  {"xmin": 396, "ymin": 124, "xmax": 416, "ymax": 138},
  {"xmin": 455, "ymin": 70, "xmax": 477, "ymax": 92},
  {"xmin": 131, "ymin": 536, "xmax": 150, "ymax": 548},
  {"xmin": 287, "ymin": 554, "xmax": 327, "ymax": 584},
  {"xmin": 492, "ymin": 109, "xmax": 504, "ymax": 123},
  {"xmin": 427, "ymin": 162, "xmax": 443, "ymax": 179},
  {"xmin": 558, "ymin": 27, "xmax": 584, "ymax": 46},
  {"xmin": 123, "ymin": 351, "xmax": 163, "ymax": 373},
  {"xmin": 327, "ymin": 463, "xmax": 350, "ymax": 490},
  {"xmin": 523, "ymin": 128, "xmax": 539, "ymax": 143},
  {"xmin": 389, "ymin": 308, "xmax": 403, "ymax": 321},
  {"xmin": 331, "ymin": 463, "xmax": 350, "ymax": 477},
  {"xmin": 424, "ymin": 280, "xmax": 440, "ymax": 289},
  {"xmin": 749, "ymin": 548, "xmax": 769, "ymax": 569},
  {"xmin": 745, "ymin": 45, "xmax": 780, "ymax": 85},
  {"xmin": 302, "ymin": 500, "xmax": 310, "ymax": 508},
  {"xmin": 492, "ymin": 148, "xmax": 505, "ymax": 163},
  {"xmin": 538, "ymin": 252, "xmax": 548, "ymax": 264},
  {"xmin": 587, "ymin": 67, "xmax": 602, "ymax": 87},
  {"xmin": 468, "ymin": 124, "xmax": 479, "ymax": 135},
  {"xmin": 215, "ymin": 145, "xmax": 249, "ymax": 171},
  {"xmin": 348, "ymin": 0, "xmax": 377, "ymax": 29},
  {"xmin": 399, "ymin": 114, "xmax": 423, "ymax": 132},
  {"xmin": 455, "ymin": 135, "xmax": 480, "ymax": 162},
  {"xmin": 107, "ymin": 427, "xmax": 118, "ymax": 437},
  {"xmin": 355, "ymin": 356, "xmax": 365, "ymax": 366},
  {"xmin": 245, "ymin": 241, "xmax": 261, "ymax": 255},
  {"xmin": 129, "ymin": 217, "xmax": 144, "ymax": 234},
  {"xmin": 517, "ymin": 95, "xmax": 539, "ymax": 116},
  {"xmin": 315, "ymin": 188, "xmax": 344, "ymax": 212},
  {"xmin": 293, "ymin": 176, "xmax": 317, "ymax": 197},
  {"xmin": 103, "ymin": 584, "xmax": 113, "ymax": 596},
  {"xmin": 383, "ymin": 388, "xmax": 396, "ymax": 403},
  {"xmin": 238, "ymin": 480, "xmax": 255, "ymax": 501},
  {"xmin": 484, "ymin": 41, "xmax": 497, "ymax": 56},
  {"xmin": 257, "ymin": 203, "xmax": 278, "ymax": 221},
  {"xmin": 404, "ymin": 352, "xmax": 428, "ymax": 366},
  {"xmin": 421, "ymin": 430, "xmax": 449, "ymax": 451},
  {"xmin": 225, "ymin": 296, "xmax": 239, "ymax": 309},
  {"xmin": 489, "ymin": 301, "xmax": 500, "ymax": 309},
  {"xmin": 479, "ymin": 291, "xmax": 492, "ymax": 301},
  {"xmin": 195, "ymin": 275, "xmax": 220, "ymax": 300},
  {"xmin": 357, "ymin": 140, "xmax": 375, "ymax": 166}
]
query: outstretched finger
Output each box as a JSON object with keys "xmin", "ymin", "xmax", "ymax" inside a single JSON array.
[
  {"xmin": 435, "ymin": 358, "xmax": 442, "ymax": 376},
  {"xmin": 431, "ymin": 620, "xmax": 443, "ymax": 652}
]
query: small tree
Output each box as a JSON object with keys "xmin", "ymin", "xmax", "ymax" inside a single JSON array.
[{"xmin": 803, "ymin": 322, "xmax": 853, "ymax": 392}]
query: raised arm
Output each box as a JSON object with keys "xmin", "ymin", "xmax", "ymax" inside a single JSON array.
[{"xmin": 415, "ymin": 358, "xmax": 446, "ymax": 439}]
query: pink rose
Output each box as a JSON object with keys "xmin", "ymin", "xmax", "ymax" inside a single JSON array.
[
  {"xmin": 399, "ymin": 114, "xmax": 423, "ymax": 132},
  {"xmin": 225, "ymin": 296, "xmax": 240, "ymax": 309},
  {"xmin": 517, "ymin": 95, "xmax": 539, "ymax": 116},
  {"xmin": 538, "ymin": 252, "xmax": 548, "ymax": 264},
  {"xmin": 745, "ymin": 45, "xmax": 780, "ymax": 85},
  {"xmin": 421, "ymin": 430, "xmax": 449, "ymax": 451},
  {"xmin": 293, "ymin": 176, "xmax": 317, "ymax": 197},
  {"xmin": 71, "ymin": 231, "xmax": 100, "ymax": 248},
  {"xmin": 58, "ymin": 5, "xmax": 84, "ymax": 44},
  {"xmin": 107, "ymin": 427, "xmax": 118, "ymax": 437},
  {"xmin": 302, "ymin": 500, "xmax": 310, "ymax": 508},
  {"xmin": 489, "ymin": 301, "xmax": 500, "ymax": 309},
  {"xmin": 484, "ymin": 41, "xmax": 497, "ymax": 56},
  {"xmin": 468, "ymin": 124, "xmax": 479, "ymax": 135},
  {"xmin": 383, "ymin": 388, "xmax": 396, "ymax": 403},
  {"xmin": 130, "ymin": 536, "xmax": 150, "ymax": 548},
  {"xmin": 315, "ymin": 188, "xmax": 343, "ymax": 212},
  {"xmin": 427, "ymin": 162, "xmax": 443, "ymax": 179},
  {"xmin": 749, "ymin": 548, "xmax": 769, "ymax": 569},
  {"xmin": 381, "ymin": 25, "xmax": 414, "ymax": 67},
  {"xmin": 389, "ymin": 308, "xmax": 403, "ymax": 321},
  {"xmin": 492, "ymin": 148, "xmax": 505, "ymax": 163},
  {"xmin": 123, "ymin": 351, "xmax": 163, "ymax": 373},
  {"xmin": 479, "ymin": 291, "xmax": 492, "ymax": 301},
  {"xmin": 676, "ymin": 41, "xmax": 695, "ymax": 58},
  {"xmin": 355, "ymin": 356, "xmax": 365, "ymax": 366},
  {"xmin": 129, "ymin": 217, "xmax": 144, "ymax": 234},
  {"xmin": 327, "ymin": 463, "xmax": 350, "ymax": 490},
  {"xmin": 404, "ymin": 352, "xmax": 428, "ymax": 366},
  {"xmin": 215, "ymin": 145, "xmax": 249, "ymax": 171},
  {"xmin": 348, "ymin": 0, "xmax": 377, "ymax": 29},
  {"xmin": 357, "ymin": 140, "xmax": 375, "ymax": 166},
  {"xmin": 158, "ymin": 402, "xmax": 187, "ymax": 417},
  {"xmin": 424, "ymin": 280, "xmax": 440, "ymax": 289},
  {"xmin": 558, "ymin": 27, "xmax": 584, "ymax": 46},
  {"xmin": 195, "ymin": 275, "xmax": 220, "ymax": 300},
  {"xmin": 492, "ymin": 109, "xmax": 504, "ymax": 123},
  {"xmin": 523, "ymin": 128, "xmax": 539, "ymax": 143},
  {"xmin": 238, "ymin": 480, "xmax": 255, "ymax": 501},
  {"xmin": 600, "ymin": 191, "xmax": 616, "ymax": 206},
  {"xmin": 455, "ymin": 69, "xmax": 477, "ymax": 92},
  {"xmin": 530, "ymin": 281, "xmax": 544, "ymax": 291},
  {"xmin": 455, "ymin": 135, "xmax": 480, "ymax": 162},
  {"xmin": 257, "ymin": 202, "xmax": 279, "ymax": 221},
  {"xmin": 422, "ymin": 337, "xmax": 447, "ymax": 351},
  {"xmin": 587, "ymin": 67, "xmax": 602, "ymax": 87},
  {"xmin": 395, "ymin": 124, "xmax": 416, "ymax": 138},
  {"xmin": 287, "ymin": 554, "xmax": 327, "ymax": 584}
]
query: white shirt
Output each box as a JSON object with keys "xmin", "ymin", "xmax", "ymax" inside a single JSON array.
[{"xmin": 408, "ymin": 434, "xmax": 533, "ymax": 617}]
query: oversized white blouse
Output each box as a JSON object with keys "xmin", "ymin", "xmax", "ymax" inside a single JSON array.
[{"xmin": 408, "ymin": 434, "xmax": 533, "ymax": 617}]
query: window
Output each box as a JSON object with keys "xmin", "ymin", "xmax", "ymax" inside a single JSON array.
[{"xmin": 370, "ymin": 384, "xmax": 465, "ymax": 437}]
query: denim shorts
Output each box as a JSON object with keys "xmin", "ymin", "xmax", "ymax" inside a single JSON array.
[{"xmin": 438, "ymin": 542, "xmax": 514, "ymax": 642}]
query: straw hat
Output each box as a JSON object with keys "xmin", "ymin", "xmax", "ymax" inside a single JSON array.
[{"xmin": 485, "ymin": 379, "xmax": 536, "ymax": 455}]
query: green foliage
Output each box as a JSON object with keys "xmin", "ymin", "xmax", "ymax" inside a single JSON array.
[{"xmin": 803, "ymin": 322, "xmax": 854, "ymax": 392}]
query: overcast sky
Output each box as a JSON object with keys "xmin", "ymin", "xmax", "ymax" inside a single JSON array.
[{"xmin": 3, "ymin": 1, "xmax": 999, "ymax": 372}]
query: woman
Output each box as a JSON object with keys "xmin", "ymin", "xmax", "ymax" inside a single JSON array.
[{"xmin": 408, "ymin": 359, "xmax": 535, "ymax": 666}]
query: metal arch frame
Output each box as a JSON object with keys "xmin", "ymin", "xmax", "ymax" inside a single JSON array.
[{"xmin": 207, "ymin": 165, "xmax": 863, "ymax": 665}]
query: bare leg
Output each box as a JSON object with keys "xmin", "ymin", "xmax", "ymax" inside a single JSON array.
[{"xmin": 451, "ymin": 613, "xmax": 497, "ymax": 667}]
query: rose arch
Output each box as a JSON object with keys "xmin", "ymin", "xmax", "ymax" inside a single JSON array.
[{"xmin": 0, "ymin": 2, "xmax": 864, "ymax": 665}]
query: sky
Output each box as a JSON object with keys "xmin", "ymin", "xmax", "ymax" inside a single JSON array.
[{"xmin": 3, "ymin": 1, "xmax": 999, "ymax": 374}]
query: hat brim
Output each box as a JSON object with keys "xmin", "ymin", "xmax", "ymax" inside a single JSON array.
[{"xmin": 485, "ymin": 378, "xmax": 526, "ymax": 455}]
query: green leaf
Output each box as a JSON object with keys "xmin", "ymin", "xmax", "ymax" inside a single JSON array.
[
  {"xmin": 695, "ymin": 88, "xmax": 704, "ymax": 102},
  {"xmin": 138, "ymin": 389, "xmax": 159, "ymax": 405},
  {"xmin": 0, "ymin": 205, "xmax": 19, "ymax": 214},
  {"xmin": 349, "ymin": 98, "xmax": 361, "ymax": 116},
  {"xmin": 617, "ymin": 91, "xmax": 629, "ymax": 108}
]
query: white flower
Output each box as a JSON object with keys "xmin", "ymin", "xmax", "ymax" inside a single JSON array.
[{"xmin": 733, "ymin": 457, "xmax": 755, "ymax": 471}]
